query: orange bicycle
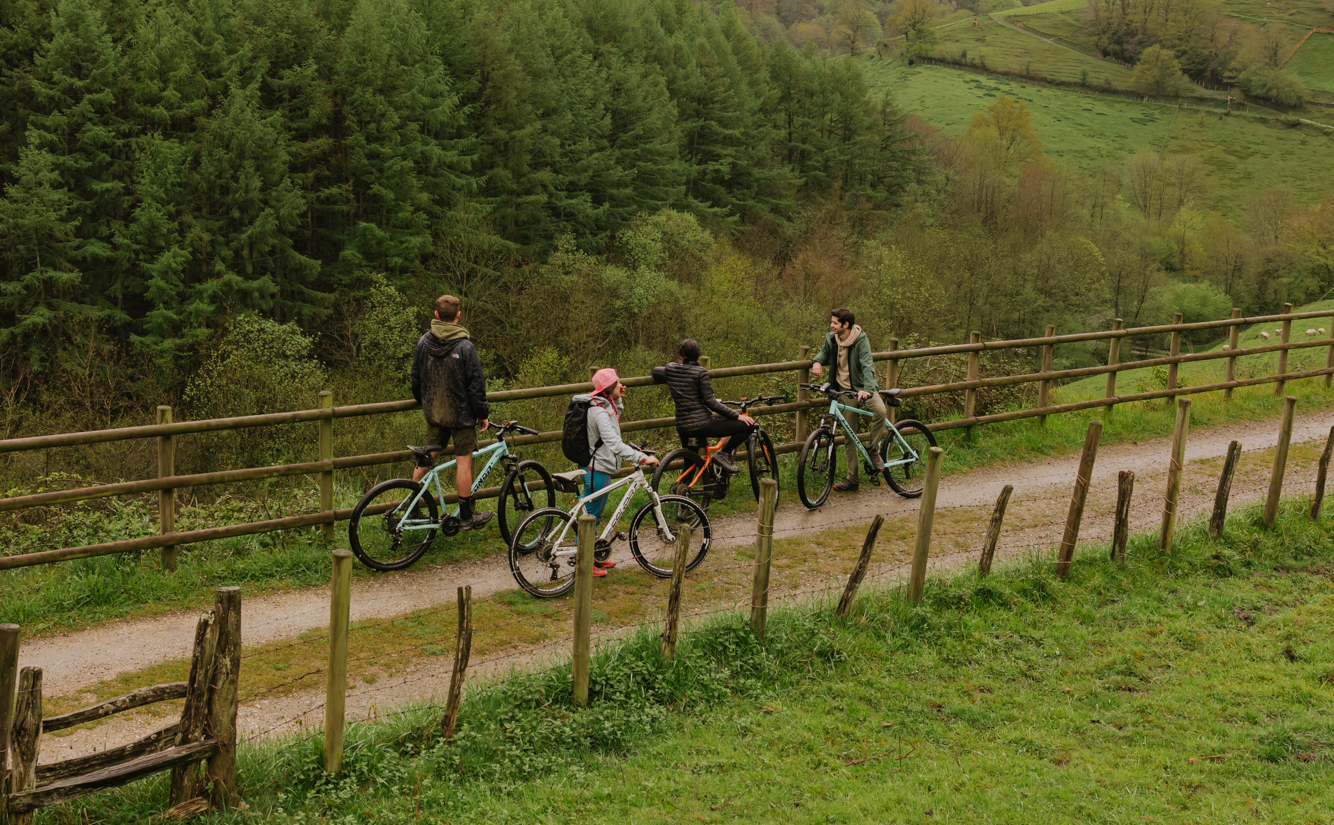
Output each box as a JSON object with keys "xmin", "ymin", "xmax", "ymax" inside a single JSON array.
[{"xmin": 650, "ymin": 394, "xmax": 784, "ymax": 515}]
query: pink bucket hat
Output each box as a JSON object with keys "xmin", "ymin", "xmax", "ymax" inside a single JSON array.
[{"xmin": 591, "ymin": 368, "xmax": 620, "ymax": 395}]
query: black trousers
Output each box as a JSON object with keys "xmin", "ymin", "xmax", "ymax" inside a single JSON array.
[{"xmin": 678, "ymin": 419, "xmax": 757, "ymax": 454}]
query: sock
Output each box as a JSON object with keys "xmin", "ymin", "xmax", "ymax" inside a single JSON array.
[{"xmin": 458, "ymin": 496, "xmax": 473, "ymax": 520}]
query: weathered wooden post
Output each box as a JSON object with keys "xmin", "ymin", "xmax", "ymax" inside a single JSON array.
[
  {"xmin": 0, "ymin": 624, "xmax": 17, "ymax": 785},
  {"xmin": 796, "ymin": 345, "xmax": 811, "ymax": 442},
  {"xmin": 324, "ymin": 550, "xmax": 352, "ymax": 773},
  {"xmin": 1326, "ymin": 315, "xmax": 1334, "ymax": 390},
  {"xmin": 885, "ymin": 339, "xmax": 900, "ymax": 425},
  {"xmin": 661, "ymin": 525, "xmax": 691, "ymax": 659},
  {"xmin": 442, "ymin": 586, "xmax": 472, "ymax": 743},
  {"xmin": 964, "ymin": 331, "xmax": 982, "ymax": 423},
  {"xmin": 9, "ymin": 668, "xmax": 39, "ymax": 825},
  {"xmin": 908, "ymin": 447, "xmax": 945, "ymax": 603},
  {"xmin": 1224, "ymin": 308, "xmax": 1241, "ymax": 401},
  {"xmin": 1275, "ymin": 303, "xmax": 1293, "ymax": 397},
  {"xmin": 1104, "ymin": 319, "xmax": 1123, "ymax": 418},
  {"xmin": 1311, "ymin": 427, "xmax": 1334, "ymax": 522},
  {"xmin": 837, "ymin": 515, "xmax": 884, "ymax": 620},
  {"xmin": 205, "ymin": 587, "xmax": 240, "ymax": 810},
  {"xmin": 157, "ymin": 406, "xmax": 177, "ymax": 572},
  {"xmin": 572, "ymin": 514, "xmax": 595, "ymax": 708},
  {"xmin": 1264, "ymin": 396, "xmax": 1298, "ymax": 528},
  {"xmin": 1207, "ymin": 441, "xmax": 1242, "ymax": 538},
  {"xmin": 1038, "ymin": 325, "xmax": 1055, "ymax": 425},
  {"xmin": 978, "ymin": 485, "xmax": 1013, "ymax": 577},
  {"xmin": 169, "ymin": 607, "xmax": 219, "ymax": 806},
  {"xmin": 1111, "ymin": 471, "xmax": 1134, "ymax": 566},
  {"xmin": 1160, "ymin": 398, "xmax": 1192, "ymax": 552},
  {"xmin": 1166, "ymin": 313, "xmax": 1183, "ymax": 394},
  {"xmin": 1057, "ymin": 420, "xmax": 1102, "ymax": 580},
  {"xmin": 319, "ymin": 391, "xmax": 335, "ymax": 541},
  {"xmin": 750, "ymin": 478, "xmax": 778, "ymax": 640}
]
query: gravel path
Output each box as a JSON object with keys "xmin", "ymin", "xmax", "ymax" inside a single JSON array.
[{"xmin": 20, "ymin": 410, "xmax": 1334, "ymax": 763}]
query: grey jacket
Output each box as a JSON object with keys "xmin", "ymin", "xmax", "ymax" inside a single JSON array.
[{"xmin": 575, "ymin": 393, "xmax": 649, "ymax": 474}]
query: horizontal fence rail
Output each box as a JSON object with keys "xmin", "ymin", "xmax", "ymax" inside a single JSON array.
[{"xmin": 1, "ymin": 308, "xmax": 1332, "ymax": 571}]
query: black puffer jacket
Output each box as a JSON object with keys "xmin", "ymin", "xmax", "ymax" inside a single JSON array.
[
  {"xmin": 410, "ymin": 323, "xmax": 489, "ymax": 429},
  {"xmin": 651, "ymin": 360, "xmax": 738, "ymax": 432}
]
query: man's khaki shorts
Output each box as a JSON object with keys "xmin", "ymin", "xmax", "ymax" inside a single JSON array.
[{"xmin": 421, "ymin": 424, "xmax": 478, "ymax": 465}]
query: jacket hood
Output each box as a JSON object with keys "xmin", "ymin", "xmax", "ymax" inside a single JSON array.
[
  {"xmin": 836, "ymin": 325, "xmax": 864, "ymax": 348},
  {"xmin": 427, "ymin": 321, "xmax": 469, "ymax": 355}
]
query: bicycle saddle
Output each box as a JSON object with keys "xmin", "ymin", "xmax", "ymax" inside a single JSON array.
[
  {"xmin": 878, "ymin": 389, "xmax": 903, "ymax": 407},
  {"xmin": 407, "ymin": 445, "xmax": 443, "ymax": 463},
  {"xmin": 552, "ymin": 469, "xmax": 585, "ymax": 494}
]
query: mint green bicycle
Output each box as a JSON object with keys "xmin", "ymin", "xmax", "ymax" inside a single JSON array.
[{"xmin": 796, "ymin": 382, "xmax": 936, "ymax": 508}]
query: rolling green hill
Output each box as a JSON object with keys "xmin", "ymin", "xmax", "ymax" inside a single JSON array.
[
  {"xmin": 931, "ymin": 15, "xmax": 1137, "ymax": 86},
  {"xmin": 1287, "ymin": 30, "xmax": 1334, "ymax": 98}
]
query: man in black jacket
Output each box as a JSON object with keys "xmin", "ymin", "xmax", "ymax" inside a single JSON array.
[
  {"xmin": 410, "ymin": 294, "xmax": 492, "ymax": 530},
  {"xmin": 652, "ymin": 339, "xmax": 755, "ymax": 474}
]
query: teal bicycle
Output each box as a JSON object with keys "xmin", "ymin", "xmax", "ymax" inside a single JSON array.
[
  {"xmin": 347, "ymin": 421, "xmax": 553, "ymax": 571},
  {"xmin": 796, "ymin": 382, "xmax": 937, "ymax": 508}
]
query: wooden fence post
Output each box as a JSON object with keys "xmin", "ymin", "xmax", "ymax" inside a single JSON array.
[
  {"xmin": 8, "ymin": 668, "xmax": 39, "ymax": 825},
  {"xmin": 1210, "ymin": 441, "xmax": 1242, "ymax": 538},
  {"xmin": 1160, "ymin": 398, "xmax": 1192, "ymax": 552},
  {"xmin": 1038, "ymin": 325, "xmax": 1055, "ymax": 425},
  {"xmin": 572, "ymin": 514, "xmax": 594, "ymax": 708},
  {"xmin": 978, "ymin": 485, "xmax": 1013, "ymax": 577},
  {"xmin": 796, "ymin": 345, "xmax": 811, "ymax": 442},
  {"xmin": 1275, "ymin": 303, "xmax": 1293, "ymax": 397},
  {"xmin": 1326, "ymin": 314, "xmax": 1334, "ymax": 390},
  {"xmin": 885, "ymin": 339, "xmax": 900, "ymax": 425},
  {"xmin": 319, "ymin": 391, "xmax": 334, "ymax": 542},
  {"xmin": 1057, "ymin": 420, "xmax": 1102, "ymax": 580},
  {"xmin": 908, "ymin": 447, "xmax": 945, "ymax": 603},
  {"xmin": 324, "ymin": 550, "xmax": 352, "ymax": 774},
  {"xmin": 750, "ymin": 478, "xmax": 778, "ymax": 640},
  {"xmin": 837, "ymin": 515, "xmax": 884, "ymax": 620},
  {"xmin": 0, "ymin": 624, "xmax": 17, "ymax": 782},
  {"xmin": 157, "ymin": 406, "xmax": 177, "ymax": 572},
  {"xmin": 1111, "ymin": 471, "xmax": 1134, "ymax": 566},
  {"xmin": 1311, "ymin": 427, "xmax": 1334, "ymax": 521},
  {"xmin": 1104, "ymin": 319, "xmax": 1123, "ymax": 418},
  {"xmin": 964, "ymin": 331, "xmax": 982, "ymax": 423},
  {"xmin": 205, "ymin": 587, "xmax": 240, "ymax": 810},
  {"xmin": 1167, "ymin": 313, "xmax": 1183, "ymax": 394},
  {"xmin": 1264, "ymin": 396, "xmax": 1298, "ymax": 528},
  {"xmin": 168, "ymin": 607, "xmax": 219, "ymax": 807},
  {"xmin": 661, "ymin": 525, "xmax": 691, "ymax": 658},
  {"xmin": 442, "ymin": 586, "xmax": 472, "ymax": 743},
  {"xmin": 1224, "ymin": 308, "xmax": 1241, "ymax": 401}
]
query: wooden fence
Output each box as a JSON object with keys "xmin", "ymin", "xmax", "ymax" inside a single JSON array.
[
  {"xmin": 0, "ymin": 588, "xmax": 240, "ymax": 823},
  {"xmin": 1, "ymin": 306, "xmax": 1332, "ymax": 572}
]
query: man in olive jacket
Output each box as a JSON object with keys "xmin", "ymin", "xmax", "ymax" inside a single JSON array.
[
  {"xmin": 410, "ymin": 294, "xmax": 492, "ymax": 530},
  {"xmin": 811, "ymin": 307, "xmax": 888, "ymax": 491}
]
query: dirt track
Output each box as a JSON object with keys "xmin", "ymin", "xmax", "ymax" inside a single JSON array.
[{"xmin": 19, "ymin": 409, "xmax": 1334, "ymax": 763}]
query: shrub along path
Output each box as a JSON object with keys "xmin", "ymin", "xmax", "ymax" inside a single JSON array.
[{"xmin": 19, "ymin": 408, "xmax": 1334, "ymax": 766}]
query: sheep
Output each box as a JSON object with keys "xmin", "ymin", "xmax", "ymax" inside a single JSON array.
[
  {"xmin": 1275, "ymin": 328, "xmax": 1283, "ymax": 334},
  {"xmin": 1260, "ymin": 331, "xmax": 1270, "ymax": 340},
  {"xmin": 1321, "ymin": 328, "xmax": 1327, "ymax": 335},
  {"xmin": 1222, "ymin": 344, "xmax": 1231, "ymax": 351},
  {"xmin": 1306, "ymin": 328, "xmax": 1317, "ymax": 336}
]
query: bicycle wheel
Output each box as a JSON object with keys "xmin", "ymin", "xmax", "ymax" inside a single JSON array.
[
  {"xmin": 497, "ymin": 460, "xmax": 555, "ymax": 548},
  {"xmin": 651, "ymin": 448, "xmax": 713, "ymax": 517},
  {"xmin": 508, "ymin": 507, "xmax": 577, "ymax": 598},
  {"xmin": 883, "ymin": 419, "xmax": 938, "ymax": 499},
  {"xmin": 796, "ymin": 428, "xmax": 838, "ymax": 510},
  {"xmin": 348, "ymin": 479, "xmax": 438, "ymax": 572},
  {"xmin": 628, "ymin": 495, "xmax": 711, "ymax": 577},
  {"xmin": 747, "ymin": 430, "xmax": 780, "ymax": 505}
]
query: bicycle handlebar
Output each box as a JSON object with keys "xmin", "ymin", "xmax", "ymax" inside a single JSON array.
[
  {"xmin": 497, "ymin": 421, "xmax": 540, "ymax": 437},
  {"xmin": 721, "ymin": 394, "xmax": 788, "ymax": 411},
  {"xmin": 798, "ymin": 382, "xmax": 861, "ymax": 400}
]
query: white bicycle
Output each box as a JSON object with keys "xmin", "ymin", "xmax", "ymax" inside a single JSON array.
[{"xmin": 507, "ymin": 449, "xmax": 712, "ymax": 598}]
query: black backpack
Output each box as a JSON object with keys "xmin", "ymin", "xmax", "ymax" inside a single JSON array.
[{"xmin": 561, "ymin": 397, "xmax": 604, "ymax": 467}]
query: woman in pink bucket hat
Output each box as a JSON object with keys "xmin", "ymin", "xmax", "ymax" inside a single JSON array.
[{"xmin": 574, "ymin": 368, "xmax": 659, "ymax": 576}]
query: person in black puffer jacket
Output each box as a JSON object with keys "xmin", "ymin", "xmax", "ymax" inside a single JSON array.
[
  {"xmin": 652, "ymin": 339, "xmax": 756, "ymax": 474},
  {"xmin": 409, "ymin": 294, "xmax": 492, "ymax": 530}
]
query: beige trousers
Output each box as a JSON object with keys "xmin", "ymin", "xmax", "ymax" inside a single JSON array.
[{"xmin": 837, "ymin": 393, "xmax": 889, "ymax": 483}]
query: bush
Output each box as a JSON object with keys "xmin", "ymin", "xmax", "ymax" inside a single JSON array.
[{"xmin": 1236, "ymin": 65, "xmax": 1307, "ymax": 108}]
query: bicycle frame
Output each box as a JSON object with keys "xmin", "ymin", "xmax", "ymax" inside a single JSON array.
[
  {"xmin": 396, "ymin": 437, "xmax": 514, "ymax": 532},
  {"xmin": 674, "ymin": 439, "xmax": 731, "ymax": 487},
  {"xmin": 546, "ymin": 467, "xmax": 675, "ymax": 556},
  {"xmin": 824, "ymin": 397, "xmax": 920, "ymax": 469}
]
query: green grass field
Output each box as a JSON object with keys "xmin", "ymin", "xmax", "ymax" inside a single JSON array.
[
  {"xmin": 931, "ymin": 15, "xmax": 1136, "ymax": 86},
  {"xmin": 1288, "ymin": 30, "xmax": 1334, "ymax": 99}
]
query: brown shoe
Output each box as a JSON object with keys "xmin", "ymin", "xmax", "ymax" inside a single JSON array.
[{"xmin": 833, "ymin": 478, "xmax": 859, "ymax": 493}]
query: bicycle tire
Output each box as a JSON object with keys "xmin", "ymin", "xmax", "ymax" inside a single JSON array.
[
  {"xmin": 348, "ymin": 479, "xmax": 438, "ymax": 571},
  {"xmin": 747, "ymin": 430, "xmax": 780, "ymax": 505},
  {"xmin": 508, "ymin": 507, "xmax": 577, "ymax": 598},
  {"xmin": 884, "ymin": 419, "xmax": 937, "ymax": 499},
  {"xmin": 498, "ymin": 460, "xmax": 555, "ymax": 548},
  {"xmin": 628, "ymin": 495, "xmax": 711, "ymax": 577},
  {"xmin": 651, "ymin": 448, "xmax": 713, "ymax": 516},
  {"xmin": 796, "ymin": 428, "xmax": 838, "ymax": 510}
]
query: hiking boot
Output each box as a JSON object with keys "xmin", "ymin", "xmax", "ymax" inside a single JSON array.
[
  {"xmin": 712, "ymin": 452, "xmax": 740, "ymax": 475},
  {"xmin": 833, "ymin": 478, "xmax": 859, "ymax": 493},
  {"xmin": 458, "ymin": 509, "xmax": 494, "ymax": 531}
]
